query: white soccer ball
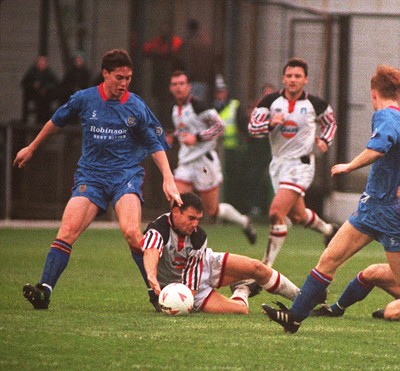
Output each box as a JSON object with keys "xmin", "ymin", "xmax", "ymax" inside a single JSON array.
[{"xmin": 159, "ymin": 283, "xmax": 194, "ymax": 315}]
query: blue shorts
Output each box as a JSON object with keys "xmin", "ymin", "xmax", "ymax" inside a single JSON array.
[
  {"xmin": 349, "ymin": 193, "xmax": 400, "ymax": 252},
  {"xmin": 71, "ymin": 166, "xmax": 145, "ymax": 212}
]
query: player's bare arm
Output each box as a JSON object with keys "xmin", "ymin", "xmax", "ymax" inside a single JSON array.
[
  {"xmin": 331, "ymin": 148, "xmax": 384, "ymax": 176},
  {"xmin": 143, "ymin": 248, "xmax": 162, "ymax": 296},
  {"xmin": 13, "ymin": 120, "xmax": 61, "ymax": 168},
  {"xmin": 151, "ymin": 151, "xmax": 182, "ymax": 205}
]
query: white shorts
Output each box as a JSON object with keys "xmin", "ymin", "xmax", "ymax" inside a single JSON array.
[
  {"xmin": 193, "ymin": 248, "xmax": 229, "ymax": 312},
  {"xmin": 174, "ymin": 151, "xmax": 223, "ymax": 192},
  {"xmin": 269, "ymin": 155, "xmax": 315, "ymax": 197}
]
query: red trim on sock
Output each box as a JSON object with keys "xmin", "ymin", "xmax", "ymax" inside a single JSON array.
[
  {"xmin": 310, "ymin": 268, "xmax": 332, "ymax": 284},
  {"xmin": 266, "ymin": 272, "xmax": 281, "ymax": 293},
  {"xmin": 357, "ymin": 271, "xmax": 374, "ymax": 289}
]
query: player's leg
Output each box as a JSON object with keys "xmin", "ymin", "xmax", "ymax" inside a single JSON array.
[
  {"xmin": 312, "ymin": 269, "xmax": 376, "ymax": 317},
  {"xmin": 196, "ymin": 153, "xmax": 257, "ymax": 244},
  {"xmin": 290, "ymin": 223, "xmax": 372, "ymax": 319},
  {"xmin": 314, "ymin": 263, "xmax": 399, "ymax": 318},
  {"xmin": 383, "ymin": 299, "xmax": 400, "ymax": 320},
  {"xmin": 386, "ymin": 251, "xmax": 400, "ymax": 287},
  {"xmin": 263, "ymin": 222, "xmax": 373, "ymax": 331},
  {"xmin": 174, "ymin": 179, "xmax": 194, "ymax": 194},
  {"xmin": 264, "ymin": 188, "xmax": 298, "ymax": 266},
  {"xmin": 289, "ymin": 197, "xmax": 338, "ymax": 247},
  {"xmin": 199, "ymin": 187, "xmax": 257, "ymax": 244},
  {"xmin": 115, "ymin": 193, "xmax": 159, "ymax": 311},
  {"xmin": 23, "ymin": 196, "xmax": 99, "ymax": 309},
  {"xmin": 364, "ymin": 264, "xmax": 400, "ymax": 297},
  {"xmin": 201, "ymin": 290, "xmax": 249, "ymax": 314},
  {"xmin": 221, "ymin": 254, "xmax": 299, "ymax": 301}
]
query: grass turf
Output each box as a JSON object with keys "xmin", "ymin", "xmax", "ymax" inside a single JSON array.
[{"xmin": 0, "ymin": 224, "xmax": 398, "ymax": 370}]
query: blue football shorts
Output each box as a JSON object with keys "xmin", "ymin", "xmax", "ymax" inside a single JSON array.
[
  {"xmin": 349, "ymin": 193, "xmax": 400, "ymax": 252},
  {"xmin": 71, "ymin": 166, "xmax": 145, "ymax": 212}
]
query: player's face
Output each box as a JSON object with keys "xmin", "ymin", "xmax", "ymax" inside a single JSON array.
[
  {"xmin": 170, "ymin": 75, "xmax": 191, "ymax": 104},
  {"xmin": 173, "ymin": 206, "xmax": 203, "ymax": 235},
  {"xmin": 102, "ymin": 67, "xmax": 132, "ymax": 100},
  {"xmin": 282, "ymin": 66, "xmax": 308, "ymax": 99}
]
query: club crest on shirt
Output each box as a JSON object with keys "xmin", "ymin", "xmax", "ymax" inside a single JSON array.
[
  {"xmin": 78, "ymin": 184, "xmax": 87, "ymax": 193},
  {"xmin": 126, "ymin": 116, "xmax": 136, "ymax": 127},
  {"xmin": 155, "ymin": 126, "xmax": 164, "ymax": 136}
]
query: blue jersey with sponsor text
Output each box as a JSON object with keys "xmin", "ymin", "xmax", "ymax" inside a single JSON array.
[
  {"xmin": 365, "ymin": 106, "xmax": 400, "ymax": 202},
  {"xmin": 51, "ymin": 84, "xmax": 169, "ymax": 172}
]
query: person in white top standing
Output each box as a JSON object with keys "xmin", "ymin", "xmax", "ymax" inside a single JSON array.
[
  {"xmin": 168, "ymin": 70, "xmax": 257, "ymax": 245},
  {"xmin": 248, "ymin": 58, "xmax": 338, "ymax": 267}
]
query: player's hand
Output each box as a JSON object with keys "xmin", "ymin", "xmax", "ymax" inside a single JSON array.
[
  {"xmin": 269, "ymin": 112, "xmax": 285, "ymax": 128},
  {"xmin": 180, "ymin": 132, "xmax": 197, "ymax": 145},
  {"xmin": 315, "ymin": 137, "xmax": 328, "ymax": 153},
  {"xmin": 165, "ymin": 133, "xmax": 174, "ymax": 146},
  {"xmin": 163, "ymin": 177, "xmax": 182, "ymax": 206},
  {"xmin": 331, "ymin": 163, "xmax": 351, "ymax": 176},
  {"xmin": 13, "ymin": 147, "xmax": 33, "ymax": 168}
]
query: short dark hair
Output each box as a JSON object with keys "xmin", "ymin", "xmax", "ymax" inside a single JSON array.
[
  {"xmin": 371, "ymin": 64, "xmax": 400, "ymax": 100},
  {"xmin": 172, "ymin": 192, "xmax": 203, "ymax": 213},
  {"xmin": 101, "ymin": 49, "xmax": 132, "ymax": 72},
  {"xmin": 170, "ymin": 70, "xmax": 190, "ymax": 83},
  {"xmin": 283, "ymin": 58, "xmax": 308, "ymax": 77}
]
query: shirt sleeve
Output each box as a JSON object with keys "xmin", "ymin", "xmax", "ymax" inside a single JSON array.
[
  {"xmin": 317, "ymin": 104, "xmax": 337, "ymax": 145},
  {"xmin": 366, "ymin": 110, "xmax": 398, "ymax": 154},
  {"xmin": 141, "ymin": 228, "xmax": 164, "ymax": 257},
  {"xmin": 196, "ymin": 108, "xmax": 225, "ymax": 141},
  {"xmin": 51, "ymin": 90, "xmax": 82, "ymax": 127}
]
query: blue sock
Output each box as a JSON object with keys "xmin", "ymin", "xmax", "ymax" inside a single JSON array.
[
  {"xmin": 131, "ymin": 249, "xmax": 151, "ymax": 289},
  {"xmin": 291, "ymin": 268, "xmax": 332, "ymax": 322},
  {"xmin": 40, "ymin": 239, "xmax": 72, "ymax": 291},
  {"xmin": 334, "ymin": 271, "xmax": 374, "ymax": 311}
]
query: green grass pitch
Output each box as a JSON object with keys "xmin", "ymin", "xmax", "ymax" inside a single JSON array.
[{"xmin": 0, "ymin": 224, "xmax": 398, "ymax": 370}]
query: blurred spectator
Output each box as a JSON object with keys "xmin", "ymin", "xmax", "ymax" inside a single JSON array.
[
  {"xmin": 244, "ymin": 83, "xmax": 276, "ymax": 217},
  {"xmin": 143, "ymin": 21, "xmax": 184, "ymax": 124},
  {"xmin": 21, "ymin": 55, "xmax": 59, "ymax": 124},
  {"xmin": 213, "ymin": 74, "xmax": 248, "ymax": 212},
  {"xmin": 182, "ymin": 19, "xmax": 214, "ymax": 102},
  {"xmin": 58, "ymin": 51, "xmax": 91, "ymax": 104}
]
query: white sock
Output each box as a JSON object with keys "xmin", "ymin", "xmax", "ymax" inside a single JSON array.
[
  {"xmin": 305, "ymin": 208, "xmax": 333, "ymax": 236},
  {"xmin": 230, "ymin": 285, "xmax": 250, "ymax": 308},
  {"xmin": 261, "ymin": 269, "xmax": 300, "ymax": 301},
  {"xmin": 217, "ymin": 203, "xmax": 248, "ymax": 228},
  {"xmin": 262, "ymin": 224, "xmax": 287, "ymax": 267}
]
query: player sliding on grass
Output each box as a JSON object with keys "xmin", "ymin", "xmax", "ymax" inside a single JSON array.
[
  {"xmin": 142, "ymin": 192, "xmax": 300, "ymax": 314},
  {"xmin": 263, "ymin": 64, "xmax": 400, "ymax": 332},
  {"xmin": 14, "ymin": 49, "xmax": 182, "ymax": 310}
]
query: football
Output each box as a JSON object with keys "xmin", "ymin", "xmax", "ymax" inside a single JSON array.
[{"xmin": 158, "ymin": 283, "xmax": 194, "ymax": 315}]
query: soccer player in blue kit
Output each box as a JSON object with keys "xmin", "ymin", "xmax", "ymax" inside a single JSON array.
[
  {"xmin": 14, "ymin": 49, "xmax": 182, "ymax": 310},
  {"xmin": 263, "ymin": 64, "xmax": 400, "ymax": 332}
]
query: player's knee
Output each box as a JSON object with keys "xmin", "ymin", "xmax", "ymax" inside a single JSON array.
[
  {"xmin": 384, "ymin": 300, "xmax": 400, "ymax": 320},
  {"xmin": 121, "ymin": 224, "xmax": 142, "ymax": 249},
  {"xmin": 362, "ymin": 264, "xmax": 385, "ymax": 284},
  {"xmin": 251, "ymin": 259, "xmax": 268, "ymax": 279},
  {"xmin": 268, "ymin": 208, "xmax": 283, "ymax": 225}
]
